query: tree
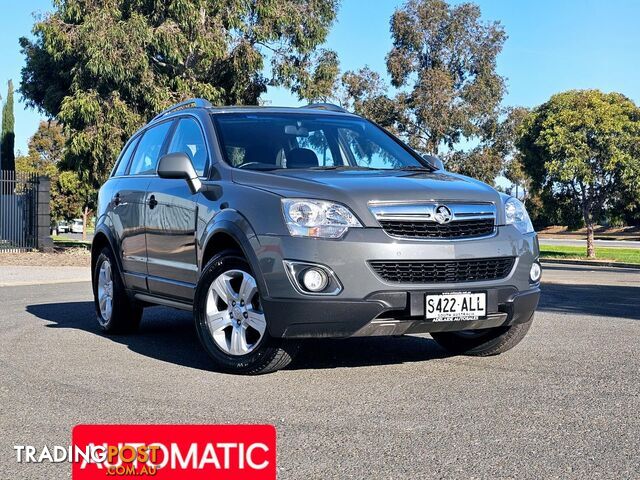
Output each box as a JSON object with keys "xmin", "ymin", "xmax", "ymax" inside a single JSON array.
[
  {"xmin": 277, "ymin": 49, "xmax": 340, "ymax": 103},
  {"xmin": 340, "ymin": 67, "xmax": 399, "ymax": 130},
  {"xmin": 517, "ymin": 90, "xmax": 640, "ymax": 258},
  {"xmin": 15, "ymin": 120, "xmax": 65, "ymax": 176},
  {"xmin": 497, "ymin": 107, "xmax": 531, "ymax": 200},
  {"xmin": 50, "ymin": 170, "xmax": 95, "ymax": 234},
  {"xmin": 20, "ymin": 0, "xmax": 339, "ymax": 234},
  {"xmin": 1, "ymin": 80, "xmax": 15, "ymax": 171},
  {"xmin": 385, "ymin": 0, "xmax": 506, "ymax": 159}
]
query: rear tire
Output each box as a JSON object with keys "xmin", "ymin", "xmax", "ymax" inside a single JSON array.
[
  {"xmin": 92, "ymin": 247, "xmax": 143, "ymax": 333},
  {"xmin": 431, "ymin": 314, "xmax": 534, "ymax": 356},
  {"xmin": 194, "ymin": 249, "xmax": 298, "ymax": 374}
]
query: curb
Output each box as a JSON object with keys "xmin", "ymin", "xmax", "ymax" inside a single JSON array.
[
  {"xmin": 541, "ymin": 258, "xmax": 640, "ymax": 270},
  {"xmin": 0, "ymin": 278, "xmax": 90, "ymax": 287}
]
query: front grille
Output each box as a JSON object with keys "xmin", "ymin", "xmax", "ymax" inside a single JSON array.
[
  {"xmin": 369, "ymin": 257, "xmax": 515, "ymax": 284},
  {"xmin": 379, "ymin": 218, "xmax": 495, "ymax": 239}
]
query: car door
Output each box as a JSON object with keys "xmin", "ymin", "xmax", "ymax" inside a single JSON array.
[
  {"xmin": 107, "ymin": 134, "xmax": 148, "ymax": 292},
  {"xmin": 145, "ymin": 116, "xmax": 208, "ymax": 301},
  {"xmin": 112, "ymin": 120, "xmax": 173, "ymax": 291}
]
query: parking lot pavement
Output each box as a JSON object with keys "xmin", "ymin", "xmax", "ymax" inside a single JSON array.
[{"xmin": 0, "ymin": 266, "xmax": 638, "ymax": 479}]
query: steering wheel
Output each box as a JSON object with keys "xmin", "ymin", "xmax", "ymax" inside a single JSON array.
[{"xmin": 237, "ymin": 162, "xmax": 264, "ymax": 169}]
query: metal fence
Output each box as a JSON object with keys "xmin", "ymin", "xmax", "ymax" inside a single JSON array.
[{"xmin": 0, "ymin": 170, "xmax": 40, "ymax": 252}]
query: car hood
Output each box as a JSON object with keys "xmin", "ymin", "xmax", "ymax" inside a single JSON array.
[{"xmin": 231, "ymin": 169, "xmax": 504, "ymax": 227}]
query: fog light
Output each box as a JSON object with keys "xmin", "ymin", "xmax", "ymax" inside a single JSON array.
[
  {"xmin": 529, "ymin": 262, "xmax": 542, "ymax": 283},
  {"xmin": 302, "ymin": 268, "xmax": 329, "ymax": 292}
]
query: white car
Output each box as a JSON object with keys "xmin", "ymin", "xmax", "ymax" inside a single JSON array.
[{"xmin": 71, "ymin": 219, "xmax": 84, "ymax": 234}]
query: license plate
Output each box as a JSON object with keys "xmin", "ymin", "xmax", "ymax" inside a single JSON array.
[{"xmin": 425, "ymin": 292, "xmax": 486, "ymax": 322}]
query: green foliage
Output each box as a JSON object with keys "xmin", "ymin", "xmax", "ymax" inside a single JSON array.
[
  {"xmin": 277, "ymin": 49, "xmax": 340, "ymax": 103},
  {"xmin": 51, "ymin": 170, "xmax": 93, "ymax": 221},
  {"xmin": 340, "ymin": 67, "xmax": 398, "ymax": 129},
  {"xmin": 498, "ymin": 107, "xmax": 531, "ymax": 198},
  {"xmin": 1, "ymin": 80, "xmax": 16, "ymax": 171},
  {"xmin": 517, "ymin": 89, "xmax": 640, "ymax": 255},
  {"xmin": 15, "ymin": 121, "xmax": 69, "ymax": 220},
  {"xmin": 445, "ymin": 148, "xmax": 502, "ymax": 185},
  {"xmin": 15, "ymin": 120, "xmax": 65, "ymax": 176},
  {"xmin": 385, "ymin": 0, "xmax": 506, "ymax": 154},
  {"xmin": 338, "ymin": 0, "xmax": 507, "ymax": 184},
  {"xmin": 20, "ymin": 0, "xmax": 339, "ymax": 190},
  {"xmin": 526, "ymin": 187, "xmax": 584, "ymax": 231}
]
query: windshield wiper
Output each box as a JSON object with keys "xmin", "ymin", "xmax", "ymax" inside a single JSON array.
[
  {"xmin": 309, "ymin": 165, "xmax": 379, "ymax": 170},
  {"xmin": 397, "ymin": 165, "xmax": 434, "ymax": 172}
]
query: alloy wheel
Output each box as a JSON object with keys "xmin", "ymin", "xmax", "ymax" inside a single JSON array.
[
  {"xmin": 97, "ymin": 259, "xmax": 114, "ymax": 324},
  {"xmin": 205, "ymin": 269, "xmax": 267, "ymax": 356}
]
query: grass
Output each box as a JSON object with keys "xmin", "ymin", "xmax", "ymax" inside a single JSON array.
[
  {"xmin": 52, "ymin": 236, "xmax": 91, "ymax": 249},
  {"xmin": 540, "ymin": 244, "xmax": 640, "ymax": 264}
]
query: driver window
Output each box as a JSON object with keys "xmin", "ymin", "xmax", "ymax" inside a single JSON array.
[
  {"xmin": 128, "ymin": 122, "xmax": 172, "ymax": 175},
  {"xmin": 167, "ymin": 118, "xmax": 208, "ymax": 176}
]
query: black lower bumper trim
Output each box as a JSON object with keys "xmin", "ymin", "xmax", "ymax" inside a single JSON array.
[{"xmin": 263, "ymin": 287, "xmax": 540, "ymax": 339}]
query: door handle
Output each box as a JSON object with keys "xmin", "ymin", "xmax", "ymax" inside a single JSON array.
[
  {"xmin": 148, "ymin": 195, "xmax": 158, "ymax": 209},
  {"xmin": 112, "ymin": 193, "xmax": 121, "ymax": 206}
]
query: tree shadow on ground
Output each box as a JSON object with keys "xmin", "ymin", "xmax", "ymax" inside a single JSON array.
[
  {"xmin": 539, "ymin": 282, "xmax": 640, "ymax": 321},
  {"xmin": 26, "ymin": 301, "xmax": 449, "ymax": 372}
]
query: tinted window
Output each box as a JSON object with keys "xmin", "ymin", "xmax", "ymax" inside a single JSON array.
[
  {"xmin": 212, "ymin": 113, "xmax": 425, "ymax": 171},
  {"xmin": 128, "ymin": 121, "xmax": 172, "ymax": 175},
  {"xmin": 339, "ymin": 128, "xmax": 405, "ymax": 169},
  {"xmin": 294, "ymin": 130, "xmax": 335, "ymax": 167},
  {"xmin": 167, "ymin": 118, "xmax": 208, "ymax": 176},
  {"xmin": 113, "ymin": 136, "xmax": 140, "ymax": 177}
]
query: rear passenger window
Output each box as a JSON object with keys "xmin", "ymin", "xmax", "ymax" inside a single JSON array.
[
  {"xmin": 167, "ymin": 118, "xmax": 208, "ymax": 176},
  {"xmin": 112, "ymin": 136, "xmax": 140, "ymax": 177},
  {"xmin": 128, "ymin": 122, "xmax": 172, "ymax": 175}
]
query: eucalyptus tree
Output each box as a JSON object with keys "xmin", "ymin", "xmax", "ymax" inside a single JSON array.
[{"xmin": 20, "ymin": 0, "xmax": 340, "ymax": 189}]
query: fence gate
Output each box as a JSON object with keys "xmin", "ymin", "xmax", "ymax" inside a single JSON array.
[{"xmin": 0, "ymin": 170, "xmax": 40, "ymax": 253}]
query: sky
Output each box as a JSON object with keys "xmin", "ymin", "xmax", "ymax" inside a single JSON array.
[{"xmin": 1, "ymin": 0, "xmax": 640, "ymax": 155}]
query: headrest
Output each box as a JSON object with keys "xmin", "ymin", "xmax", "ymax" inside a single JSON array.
[{"xmin": 286, "ymin": 148, "xmax": 319, "ymax": 168}]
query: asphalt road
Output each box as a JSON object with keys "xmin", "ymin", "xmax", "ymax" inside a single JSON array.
[
  {"xmin": 539, "ymin": 237, "xmax": 640, "ymax": 248},
  {"xmin": 1, "ymin": 265, "xmax": 639, "ymax": 479}
]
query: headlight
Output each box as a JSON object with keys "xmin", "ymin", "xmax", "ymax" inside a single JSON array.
[
  {"xmin": 281, "ymin": 199, "xmax": 362, "ymax": 238},
  {"xmin": 504, "ymin": 197, "xmax": 534, "ymax": 234}
]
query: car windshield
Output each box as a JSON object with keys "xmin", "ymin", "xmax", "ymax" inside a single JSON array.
[{"xmin": 212, "ymin": 112, "xmax": 429, "ymax": 171}]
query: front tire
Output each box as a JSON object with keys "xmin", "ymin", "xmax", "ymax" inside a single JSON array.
[
  {"xmin": 194, "ymin": 250, "xmax": 298, "ymax": 374},
  {"xmin": 431, "ymin": 314, "xmax": 534, "ymax": 356},
  {"xmin": 92, "ymin": 247, "xmax": 143, "ymax": 333}
]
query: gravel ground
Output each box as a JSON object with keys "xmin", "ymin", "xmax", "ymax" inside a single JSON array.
[
  {"xmin": 0, "ymin": 248, "xmax": 90, "ymax": 267},
  {"xmin": 0, "ymin": 265, "xmax": 638, "ymax": 479}
]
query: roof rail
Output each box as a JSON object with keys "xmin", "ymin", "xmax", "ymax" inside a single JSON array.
[
  {"xmin": 301, "ymin": 102, "xmax": 349, "ymax": 114},
  {"xmin": 151, "ymin": 98, "xmax": 213, "ymax": 122}
]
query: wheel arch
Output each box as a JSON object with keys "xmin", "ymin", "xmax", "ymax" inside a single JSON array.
[
  {"xmin": 91, "ymin": 227, "xmax": 125, "ymax": 285},
  {"xmin": 199, "ymin": 213, "xmax": 269, "ymax": 297}
]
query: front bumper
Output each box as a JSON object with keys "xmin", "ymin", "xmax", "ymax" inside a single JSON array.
[
  {"xmin": 255, "ymin": 226, "xmax": 540, "ymax": 338},
  {"xmin": 263, "ymin": 287, "xmax": 539, "ymax": 338}
]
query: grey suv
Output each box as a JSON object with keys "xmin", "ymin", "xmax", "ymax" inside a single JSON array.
[{"xmin": 92, "ymin": 99, "xmax": 541, "ymax": 374}]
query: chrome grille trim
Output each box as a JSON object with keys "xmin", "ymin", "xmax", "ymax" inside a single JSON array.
[{"xmin": 369, "ymin": 201, "xmax": 497, "ymax": 240}]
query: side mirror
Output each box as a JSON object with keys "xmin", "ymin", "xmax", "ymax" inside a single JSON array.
[
  {"xmin": 157, "ymin": 152, "xmax": 202, "ymax": 194},
  {"xmin": 423, "ymin": 155, "xmax": 445, "ymax": 171}
]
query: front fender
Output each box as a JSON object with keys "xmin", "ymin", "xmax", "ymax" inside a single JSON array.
[{"xmin": 198, "ymin": 209, "xmax": 269, "ymax": 297}]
